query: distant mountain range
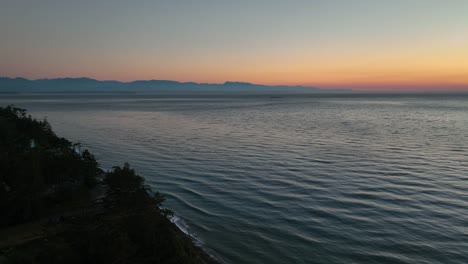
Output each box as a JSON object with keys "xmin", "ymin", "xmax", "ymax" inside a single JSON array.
[{"xmin": 0, "ymin": 77, "xmax": 349, "ymax": 93}]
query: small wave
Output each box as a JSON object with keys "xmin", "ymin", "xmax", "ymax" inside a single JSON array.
[
  {"xmin": 169, "ymin": 214, "xmax": 224, "ymax": 263},
  {"xmin": 170, "ymin": 214, "xmax": 192, "ymax": 237}
]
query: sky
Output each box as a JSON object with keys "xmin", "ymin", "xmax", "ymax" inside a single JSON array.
[{"xmin": 1, "ymin": 0, "xmax": 468, "ymax": 91}]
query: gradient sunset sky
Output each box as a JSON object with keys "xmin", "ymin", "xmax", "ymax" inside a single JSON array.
[{"xmin": 1, "ymin": 0, "xmax": 467, "ymax": 91}]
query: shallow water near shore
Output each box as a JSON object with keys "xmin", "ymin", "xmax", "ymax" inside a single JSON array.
[{"xmin": 2, "ymin": 92, "xmax": 468, "ymax": 264}]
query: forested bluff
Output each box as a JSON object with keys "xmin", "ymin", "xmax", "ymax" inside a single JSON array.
[{"xmin": 0, "ymin": 105, "xmax": 218, "ymax": 264}]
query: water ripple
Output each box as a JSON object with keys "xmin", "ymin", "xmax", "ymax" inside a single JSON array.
[{"xmin": 3, "ymin": 93, "xmax": 468, "ymax": 264}]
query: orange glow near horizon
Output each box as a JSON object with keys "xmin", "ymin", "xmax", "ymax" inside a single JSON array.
[
  {"xmin": 81, "ymin": 44, "xmax": 468, "ymax": 91},
  {"xmin": 2, "ymin": 1, "xmax": 468, "ymax": 91},
  {"xmin": 6, "ymin": 47, "xmax": 468, "ymax": 91}
]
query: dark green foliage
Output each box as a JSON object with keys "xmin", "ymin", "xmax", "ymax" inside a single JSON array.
[
  {"xmin": 0, "ymin": 106, "xmax": 214, "ymax": 264},
  {"xmin": 80, "ymin": 150, "xmax": 99, "ymax": 187},
  {"xmin": 104, "ymin": 163, "xmax": 172, "ymax": 217},
  {"xmin": 50, "ymin": 164, "xmax": 205, "ymax": 264},
  {"xmin": 0, "ymin": 105, "xmax": 101, "ymax": 226},
  {"xmin": 105, "ymin": 163, "xmax": 144, "ymax": 193},
  {"xmin": 3, "ymin": 164, "xmax": 207, "ymax": 264}
]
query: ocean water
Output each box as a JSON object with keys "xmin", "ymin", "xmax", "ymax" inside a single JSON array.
[{"xmin": 1, "ymin": 93, "xmax": 468, "ymax": 264}]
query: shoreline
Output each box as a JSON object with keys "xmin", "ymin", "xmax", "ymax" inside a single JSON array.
[
  {"xmin": 0, "ymin": 105, "xmax": 224, "ymax": 263},
  {"xmin": 170, "ymin": 214, "xmax": 223, "ymax": 264}
]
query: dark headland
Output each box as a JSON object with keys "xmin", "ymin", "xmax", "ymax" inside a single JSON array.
[
  {"xmin": 0, "ymin": 105, "xmax": 220, "ymax": 263},
  {"xmin": 0, "ymin": 77, "xmax": 349, "ymax": 93}
]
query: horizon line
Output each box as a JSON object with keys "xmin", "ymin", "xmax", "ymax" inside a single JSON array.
[
  {"xmin": 3, "ymin": 76, "xmax": 468, "ymax": 92},
  {"xmin": 1, "ymin": 76, "xmax": 323, "ymax": 88}
]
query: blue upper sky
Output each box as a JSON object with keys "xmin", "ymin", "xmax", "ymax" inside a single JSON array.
[{"xmin": 1, "ymin": 0, "xmax": 467, "ymax": 90}]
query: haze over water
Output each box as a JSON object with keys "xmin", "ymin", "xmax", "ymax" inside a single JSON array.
[{"xmin": 1, "ymin": 92, "xmax": 467, "ymax": 264}]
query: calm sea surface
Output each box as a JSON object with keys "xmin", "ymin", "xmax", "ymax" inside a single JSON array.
[{"xmin": 1, "ymin": 93, "xmax": 468, "ymax": 264}]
